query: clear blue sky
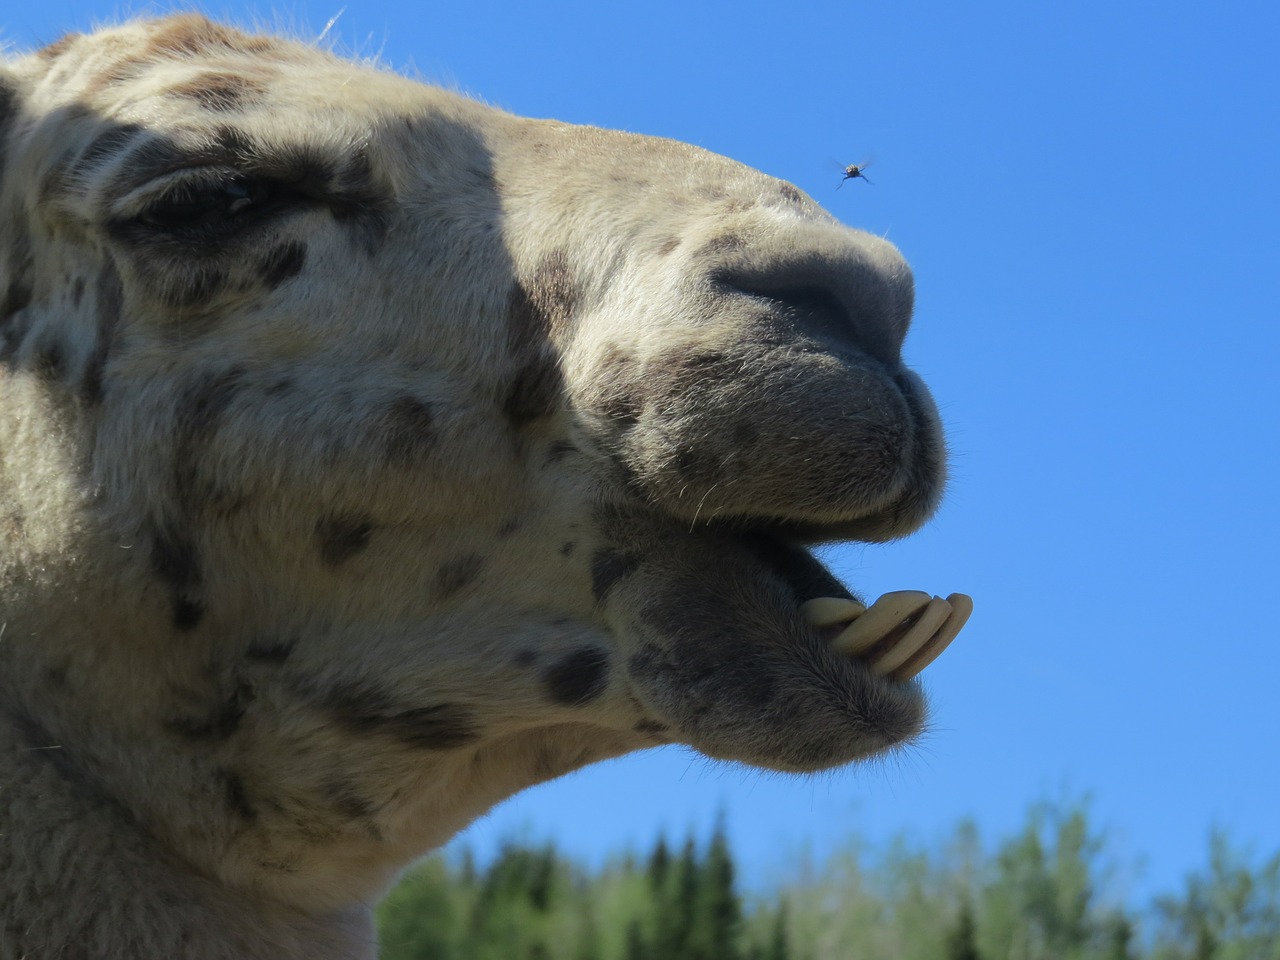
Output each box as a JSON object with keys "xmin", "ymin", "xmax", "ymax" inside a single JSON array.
[{"xmin": 7, "ymin": 0, "xmax": 1277, "ymax": 906}]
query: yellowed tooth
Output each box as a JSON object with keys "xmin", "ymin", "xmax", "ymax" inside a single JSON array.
[
  {"xmin": 869, "ymin": 596, "xmax": 952, "ymax": 676},
  {"xmin": 799, "ymin": 597, "xmax": 868, "ymax": 628},
  {"xmin": 829, "ymin": 590, "xmax": 932, "ymax": 656},
  {"xmin": 889, "ymin": 593, "xmax": 974, "ymax": 682}
]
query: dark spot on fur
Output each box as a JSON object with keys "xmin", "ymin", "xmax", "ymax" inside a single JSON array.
[
  {"xmin": 379, "ymin": 394, "xmax": 435, "ymax": 465},
  {"xmin": 245, "ymin": 638, "xmax": 295, "ymax": 664},
  {"xmin": 32, "ymin": 339, "xmax": 66, "ymax": 382},
  {"xmin": 72, "ymin": 277, "xmax": 86, "ymax": 307},
  {"xmin": 265, "ymin": 377, "xmax": 294, "ymax": 396},
  {"xmin": 316, "ymin": 514, "xmax": 374, "ymax": 566},
  {"xmin": 258, "ymin": 240, "xmax": 307, "ymax": 289},
  {"xmin": 657, "ymin": 237, "xmax": 681, "ymax": 256},
  {"xmin": 81, "ymin": 262, "xmax": 124, "ymax": 403},
  {"xmin": 508, "ymin": 250, "xmax": 577, "ymax": 354},
  {"xmin": 513, "ymin": 649, "xmax": 540, "ymax": 668},
  {"xmin": 218, "ymin": 768, "xmax": 256, "ymax": 820},
  {"xmin": 166, "ymin": 680, "xmax": 254, "ymax": 740},
  {"xmin": 149, "ymin": 369, "xmax": 243, "ymax": 624},
  {"xmin": 504, "ymin": 253, "xmax": 574, "ymax": 427},
  {"xmin": 173, "ymin": 367, "xmax": 243, "ymax": 509},
  {"xmin": 211, "ymin": 124, "xmax": 256, "ymax": 158},
  {"xmin": 699, "ymin": 234, "xmax": 746, "ymax": 257},
  {"xmin": 498, "ymin": 516, "xmax": 520, "ymax": 537},
  {"xmin": 543, "ymin": 648, "xmax": 610, "ymax": 706},
  {"xmin": 169, "ymin": 72, "xmax": 267, "ymax": 112},
  {"xmin": 320, "ymin": 683, "xmax": 481, "ymax": 750},
  {"xmin": 591, "ymin": 549, "xmax": 640, "ymax": 601},
  {"xmin": 150, "ymin": 526, "xmax": 205, "ymax": 631},
  {"xmin": 46, "ymin": 663, "xmax": 70, "ymax": 690},
  {"xmin": 625, "ymin": 349, "xmax": 733, "ymax": 417},
  {"xmin": 588, "ymin": 347, "xmax": 642, "ymax": 429},
  {"xmin": 1, "ymin": 236, "xmax": 34, "ymax": 336},
  {"xmin": 329, "ymin": 147, "xmax": 392, "ymax": 253},
  {"xmin": 634, "ymin": 719, "xmax": 669, "ymax": 735},
  {"xmin": 36, "ymin": 33, "xmax": 80, "ymax": 61},
  {"xmin": 324, "ymin": 780, "xmax": 381, "ymax": 836},
  {"xmin": 436, "ymin": 553, "xmax": 484, "ymax": 598},
  {"xmin": 142, "ymin": 15, "xmax": 280, "ymax": 60},
  {"xmin": 779, "ymin": 183, "xmax": 805, "ymax": 205},
  {"xmin": 503, "ymin": 355, "xmax": 564, "ymax": 425},
  {"xmin": 560, "ymin": 541, "xmax": 575, "ymax": 557}
]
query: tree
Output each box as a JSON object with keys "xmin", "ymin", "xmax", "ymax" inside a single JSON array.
[
  {"xmin": 625, "ymin": 918, "xmax": 650, "ymax": 960},
  {"xmin": 946, "ymin": 900, "xmax": 981, "ymax": 960},
  {"xmin": 764, "ymin": 902, "xmax": 792, "ymax": 960},
  {"xmin": 1099, "ymin": 913, "xmax": 1135, "ymax": 960},
  {"xmin": 649, "ymin": 835, "xmax": 672, "ymax": 892},
  {"xmin": 654, "ymin": 836, "xmax": 702, "ymax": 958},
  {"xmin": 697, "ymin": 818, "xmax": 743, "ymax": 960},
  {"xmin": 1153, "ymin": 830, "xmax": 1280, "ymax": 960}
]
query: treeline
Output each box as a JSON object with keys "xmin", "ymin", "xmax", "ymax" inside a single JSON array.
[{"xmin": 376, "ymin": 802, "xmax": 1280, "ymax": 960}]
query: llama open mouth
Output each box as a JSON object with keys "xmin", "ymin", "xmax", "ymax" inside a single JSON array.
[
  {"xmin": 738, "ymin": 529, "xmax": 973, "ymax": 683},
  {"xmin": 609, "ymin": 514, "xmax": 972, "ymax": 772}
]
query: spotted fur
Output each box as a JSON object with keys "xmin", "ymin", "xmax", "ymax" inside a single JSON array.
[{"xmin": 0, "ymin": 15, "xmax": 952, "ymax": 959}]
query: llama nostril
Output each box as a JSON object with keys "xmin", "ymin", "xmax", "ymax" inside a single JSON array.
[
  {"xmin": 715, "ymin": 275, "xmax": 899, "ymax": 366},
  {"xmin": 738, "ymin": 282, "xmax": 850, "ymax": 346}
]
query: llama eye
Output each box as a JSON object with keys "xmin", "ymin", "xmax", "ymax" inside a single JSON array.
[{"xmin": 137, "ymin": 176, "xmax": 278, "ymax": 231}]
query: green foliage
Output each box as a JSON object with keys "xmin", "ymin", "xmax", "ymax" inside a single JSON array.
[
  {"xmin": 375, "ymin": 802, "xmax": 1280, "ymax": 960},
  {"xmin": 1150, "ymin": 830, "xmax": 1280, "ymax": 960}
]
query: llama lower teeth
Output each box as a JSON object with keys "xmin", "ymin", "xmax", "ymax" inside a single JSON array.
[
  {"xmin": 809, "ymin": 590, "xmax": 973, "ymax": 681},
  {"xmin": 799, "ymin": 597, "xmax": 868, "ymax": 628},
  {"xmin": 889, "ymin": 594, "xmax": 973, "ymax": 682},
  {"xmin": 829, "ymin": 590, "xmax": 931, "ymax": 656},
  {"xmin": 868, "ymin": 596, "xmax": 952, "ymax": 676}
]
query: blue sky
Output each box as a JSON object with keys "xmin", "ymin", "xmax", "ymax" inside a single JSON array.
[{"xmin": 7, "ymin": 0, "xmax": 1278, "ymax": 905}]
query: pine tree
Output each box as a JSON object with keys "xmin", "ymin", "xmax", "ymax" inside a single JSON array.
[
  {"xmin": 764, "ymin": 902, "xmax": 791, "ymax": 960},
  {"xmin": 649, "ymin": 835, "xmax": 672, "ymax": 892},
  {"xmin": 576, "ymin": 904, "xmax": 602, "ymax": 960},
  {"xmin": 528, "ymin": 845, "xmax": 556, "ymax": 913},
  {"xmin": 945, "ymin": 899, "xmax": 981, "ymax": 960},
  {"xmin": 699, "ymin": 818, "xmax": 743, "ymax": 960},
  {"xmin": 1100, "ymin": 913, "xmax": 1135, "ymax": 960},
  {"xmin": 656, "ymin": 836, "xmax": 700, "ymax": 958},
  {"xmin": 625, "ymin": 918, "xmax": 650, "ymax": 960}
]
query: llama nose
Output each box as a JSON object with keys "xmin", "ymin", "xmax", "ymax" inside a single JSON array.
[{"xmin": 709, "ymin": 227, "xmax": 914, "ymax": 368}]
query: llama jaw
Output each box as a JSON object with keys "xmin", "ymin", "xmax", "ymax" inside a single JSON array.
[{"xmin": 801, "ymin": 592, "xmax": 973, "ymax": 682}]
